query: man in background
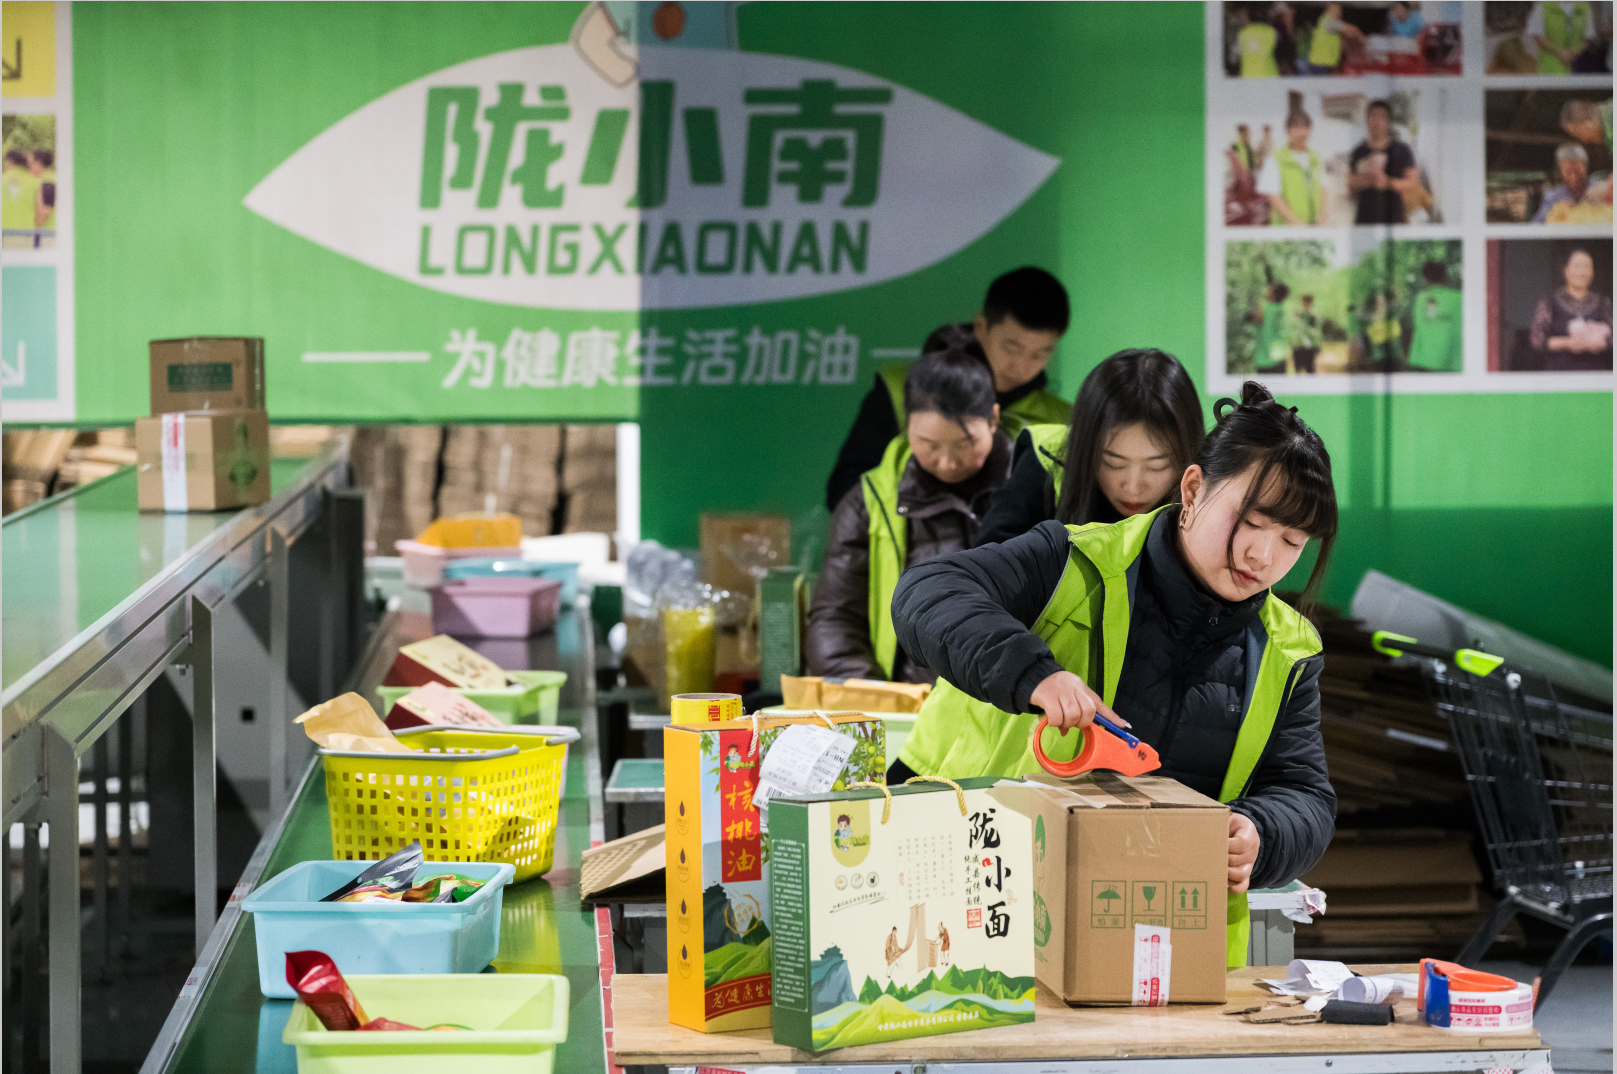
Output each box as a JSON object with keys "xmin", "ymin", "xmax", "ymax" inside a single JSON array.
[
  {"xmin": 1407, "ymin": 261, "xmax": 1463, "ymax": 373},
  {"xmin": 824, "ymin": 267, "xmax": 1070, "ymax": 510},
  {"xmin": 1290, "ymin": 294, "xmax": 1321, "ymax": 373},
  {"xmin": 1348, "ymin": 99, "xmax": 1420, "ymax": 224}
]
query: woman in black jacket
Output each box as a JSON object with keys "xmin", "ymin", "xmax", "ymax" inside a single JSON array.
[
  {"xmin": 976, "ymin": 348, "xmax": 1205, "ymax": 547},
  {"xmin": 892, "ymin": 382, "xmax": 1338, "ymax": 902}
]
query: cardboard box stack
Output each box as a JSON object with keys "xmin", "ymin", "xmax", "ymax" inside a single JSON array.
[
  {"xmin": 55, "ymin": 429, "xmax": 138, "ymax": 491},
  {"xmin": 1, "ymin": 428, "xmax": 77, "ymax": 513},
  {"xmin": 561, "ymin": 424, "xmax": 616, "ymax": 534},
  {"xmin": 352, "ymin": 425, "xmax": 444, "ymax": 555},
  {"xmin": 438, "ymin": 424, "xmax": 560, "ymax": 537},
  {"xmin": 136, "ymin": 337, "xmax": 271, "ymax": 512}
]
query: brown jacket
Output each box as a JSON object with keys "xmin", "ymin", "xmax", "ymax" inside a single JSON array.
[{"xmin": 807, "ymin": 432, "xmax": 1011, "ymax": 683}]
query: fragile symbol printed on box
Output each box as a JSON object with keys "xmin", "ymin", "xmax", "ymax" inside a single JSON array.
[
  {"xmin": 1172, "ymin": 881, "xmax": 1208, "ymax": 930},
  {"xmin": 1132, "ymin": 880, "xmax": 1167, "ymax": 927},
  {"xmin": 1091, "ymin": 879, "xmax": 1126, "ymax": 929}
]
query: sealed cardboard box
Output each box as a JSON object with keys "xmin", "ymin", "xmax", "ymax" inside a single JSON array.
[
  {"xmin": 700, "ymin": 513, "xmax": 790, "ymax": 594},
  {"xmin": 149, "ymin": 337, "xmax": 265, "ymax": 414},
  {"xmin": 1006, "ymin": 772, "xmax": 1228, "ymax": 1006},
  {"xmin": 135, "ymin": 409, "xmax": 270, "ymax": 512},
  {"xmin": 770, "ymin": 779, "xmax": 1035, "ymax": 1052},
  {"xmin": 664, "ymin": 713, "xmax": 885, "ymax": 1032}
]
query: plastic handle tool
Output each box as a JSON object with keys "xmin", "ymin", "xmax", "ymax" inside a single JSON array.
[{"xmin": 1031, "ymin": 712, "xmax": 1161, "ymax": 777}]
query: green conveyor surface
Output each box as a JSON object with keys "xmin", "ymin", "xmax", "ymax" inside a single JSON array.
[
  {"xmin": 166, "ymin": 708, "xmax": 604, "ymax": 1073},
  {"xmin": 1, "ymin": 460, "xmax": 310, "ymax": 690}
]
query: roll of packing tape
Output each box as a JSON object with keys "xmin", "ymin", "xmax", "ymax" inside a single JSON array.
[
  {"xmin": 1421, "ymin": 959, "xmax": 1533, "ymax": 1033},
  {"xmin": 670, "ymin": 693, "xmax": 743, "ymax": 725}
]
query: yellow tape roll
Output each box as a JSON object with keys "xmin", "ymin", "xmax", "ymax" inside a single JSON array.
[{"xmin": 670, "ymin": 692, "xmax": 743, "ymax": 725}]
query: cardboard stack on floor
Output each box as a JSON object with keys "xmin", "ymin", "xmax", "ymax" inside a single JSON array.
[
  {"xmin": 352, "ymin": 425, "xmax": 444, "ymax": 554},
  {"xmin": 1, "ymin": 428, "xmax": 79, "ymax": 513},
  {"xmin": 561, "ymin": 424, "xmax": 615, "ymax": 534},
  {"xmin": 438, "ymin": 424, "xmax": 560, "ymax": 537},
  {"xmin": 135, "ymin": 337, "xmax": 270, "ymax": 512},
  {"xmin": 55, "ymin": 428, "xmax": 138, "ymax": 491}
]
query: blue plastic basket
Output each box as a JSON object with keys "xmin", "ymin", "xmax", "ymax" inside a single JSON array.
[{"xmin": 242, "ymin": 859, "xmax": 515, "ymax": 998}]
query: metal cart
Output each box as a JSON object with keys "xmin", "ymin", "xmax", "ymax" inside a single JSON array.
[{"xmin": 1374, "ymin": 632, "xmax": 1613, "ymax": 1007}]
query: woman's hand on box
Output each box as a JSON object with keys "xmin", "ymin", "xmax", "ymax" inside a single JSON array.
[
  {"xmin": 1228, "ymin": 813, "xmax": 1260, "ymax": 893},
  {"xmin": 1030, "ymin": 671, "xmax": 1105, "ymax": 732}
]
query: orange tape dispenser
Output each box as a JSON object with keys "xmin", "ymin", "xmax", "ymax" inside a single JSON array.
[{"xmin": 1030, "ymin": 710, "xmax": 1161, "ymax": 778}]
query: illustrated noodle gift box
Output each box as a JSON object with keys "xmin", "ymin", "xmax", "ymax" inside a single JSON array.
[
  {"xmin": 664, "ymin": 713, "xmax": 886, "ymax": 1032},
  {"xmin": 769, "ymin": 779, "xmax": 1035, "ymax": 1053}
]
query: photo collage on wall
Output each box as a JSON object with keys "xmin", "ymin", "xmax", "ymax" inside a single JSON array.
[
  {"xmin": 1206, "ymin": 2, "xmax": 1613, "ymax": 394},
  {"xmin": 1, "ymin": 0, "xmax": 74, "ymax": 422}
]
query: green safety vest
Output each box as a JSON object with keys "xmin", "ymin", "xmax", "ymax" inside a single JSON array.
[
  {"xmin": 1239, "ymin": 22, "xmax": 1279, "ymax": 77},
  {"xmin": 1538, "ymin": 1, "xmax": 1589, "ymax": 74},
  {"xmin": 1026, "ymin": 423, "xmax": 1069, "ymax": 500},
  {"xmin": 880, "ymin": 362, "xmax": 1071, "ymax": 443},
  {"xmin": 1275, "ymin": 147, "xmax": 1324, "ymax": 226},
  {"xmin": 1407, "ymin": 286, "xmax": 1463, "ymax": 372},
  {"xmin": 1308, "ymin": 18, "xmax": 1342, "ymax": 66},
  {"xmin": 898, "ymin": 507, "xmax": 1324, "ymax": 968},
  {"xmin": 860, "ymin": 435, "xmax": 911, "ymax": 679}
]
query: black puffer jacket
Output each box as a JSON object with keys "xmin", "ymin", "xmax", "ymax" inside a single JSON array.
[
  {"xmin": 976, "ymin": 428, "xmax": 1125, "ymax": 547},
  {"xmin": 807, "ymin": 433, "xmax": 1012, "ymax": 684},
  {"xmin": 892, "ymin": 510, "xmax": 1335, "ymax": 889}
]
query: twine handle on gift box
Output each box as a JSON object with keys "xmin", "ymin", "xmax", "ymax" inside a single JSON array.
[
  {"xmin": 811, "ymin": 710, "xmax": 837, "ymax": 729},
  {"xmin": 904, "ymin": 775, "xmax": 967, "ymax": 816},
  {"xmin": 848, "ymin": 781, "xmax": 893, "ymax": 824},
  {"xmin": 744, "ymin": 712, "xmax": 763, "ymax": 757}
]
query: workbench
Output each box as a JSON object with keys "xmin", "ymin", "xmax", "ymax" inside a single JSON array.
[
  {"xmin": 137, "ymin": 599, "xmax": 615, "ymax": 1074},
  {"xmin": 612, "ymin": 968, "xmax": 1549, "ymax": 1073}
]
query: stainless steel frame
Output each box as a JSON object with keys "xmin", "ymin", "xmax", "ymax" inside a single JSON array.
[{"xmin": 2, "ymin": 443, "xmax": 350, "ymax": 1074}]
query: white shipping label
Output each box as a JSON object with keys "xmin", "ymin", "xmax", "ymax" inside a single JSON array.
[
  {"xmin": 1131, "ymin": 924, "xmax": 1172, "ymax": 1007},
  {"xmin": 160, "ymin": 413, "xmax": 188, "ymax": 512},
  {"xmin": 752, "ymin": 724, "xmax": 856, "ymax": 829}
]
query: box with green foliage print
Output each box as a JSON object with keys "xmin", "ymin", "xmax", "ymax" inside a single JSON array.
[
  {"xmin": 664, "ymin": 713, "xmax": 885, "ymax": 1032},
  {"xmin": 769, "ymin": 779, "xmax": 1034, "ymax": 1052}
]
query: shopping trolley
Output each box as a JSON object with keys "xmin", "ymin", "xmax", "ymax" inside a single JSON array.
[{"xmin": 1373, "ymin": 632, "xmax": 1613, "ymax": 1008}]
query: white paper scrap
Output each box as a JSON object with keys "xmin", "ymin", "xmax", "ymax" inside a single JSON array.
[
  {"xmin": 1337, "ymin": 975, "xmax": 1405, "ymax": 1005},
  {"xmin": 1290, "ymin": 958, "xmax": 1354, "ymax": 993}
]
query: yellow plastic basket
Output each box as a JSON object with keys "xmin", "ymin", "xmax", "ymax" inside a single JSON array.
[{"xmin": 319, "ymin": 726, "xmax": 578, "ymax": 882}]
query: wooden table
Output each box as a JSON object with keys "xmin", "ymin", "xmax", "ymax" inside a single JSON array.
[{"xmin": 612, "ymin": 966, "xmax": 1549, "ymax": 1073}]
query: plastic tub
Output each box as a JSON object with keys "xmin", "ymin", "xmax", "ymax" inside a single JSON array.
[
  {"xmin": 282, "ymin": 972, "xmax": 569, "ymax": 1073},
  {"xmin": 444, "ymin": 558, "xmax": 580, "ymax": 602},
  {"xmin": 321, "ymin": 725, "xmax": 578, "ymax": 882},
  {"xmin": 376, "ymin": 669, "xmax": 567, "ymax": 726},
  {"xmin": 242, "ymin": 860, "xmax": 515, "ymax": 999},
  {"xmin": 395, "ymin": 540, "xmax": 522, "ymax": 589},
  {"xmin": 431, "ymin": 576, "xmax": 563, "ymax": 638}
]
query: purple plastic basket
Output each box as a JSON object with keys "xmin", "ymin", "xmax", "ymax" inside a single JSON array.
[{"xmin": 430, "ymin": 576, "xmax": 564, "ymax": 638}]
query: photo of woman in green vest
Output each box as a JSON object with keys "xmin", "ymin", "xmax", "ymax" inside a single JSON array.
[
  {"xmin": 976, "ymin": 348, "xmax": 1203, "ymax": 547},
  {"xmin": 1257, "ymin": 110, "xmax": 1327, "ymax": 226},
  {"xmin": 889, "ymin": 382, "xmax": 1337, "ymax": 967},
  {"xmin": 806, "ymin": 348, "xmax": 1012, "ymax": 685}
]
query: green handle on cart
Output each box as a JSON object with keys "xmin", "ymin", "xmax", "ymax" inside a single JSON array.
[{"xmin": 1370, "ymin": 630, "xmax": 1505, "ymax": 677}]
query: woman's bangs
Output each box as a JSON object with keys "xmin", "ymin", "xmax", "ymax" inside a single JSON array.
[{"xmin": 1250, "ymin": 451, "xmax": 1338, "ymax": 539}]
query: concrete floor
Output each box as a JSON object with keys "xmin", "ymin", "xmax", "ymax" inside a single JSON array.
[{"xmin": 1480, "ymin": 960, "xmax": 1613, "ymax": 1074}]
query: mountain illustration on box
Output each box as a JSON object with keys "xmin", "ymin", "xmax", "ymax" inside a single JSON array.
[
  {"xmin": 703, "ymin": 882, "xmax": 772, "ymax": 989},
  {"xmin": 809, "ymin": 947, "xmax": 1035, "ymax": 1050}
]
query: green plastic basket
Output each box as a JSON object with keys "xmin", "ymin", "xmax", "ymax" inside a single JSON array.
[
  {"xmin": 281, "ymin": 973, "xmax": 568, "ymax": 1073},
  {"xmin": 376, "ymin": 669, "xmax": 566, "ymax": 725}
]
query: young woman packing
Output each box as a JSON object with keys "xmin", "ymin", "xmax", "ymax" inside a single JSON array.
[
  {"xmin": 806, "ymin": 348, "xmax": 1012, "ymax": 684},
  {"xmin": 890, "ymin": 382, "xmax": 1337, "ymax": 968},
  {"xmin": 975, "ymin": 348, "xmax": 1204, "ymax": 546}
]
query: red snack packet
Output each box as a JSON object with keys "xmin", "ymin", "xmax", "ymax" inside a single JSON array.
[{"xmin": 286, "ymin": 951, "xmax": 370, "ymax": 1031}]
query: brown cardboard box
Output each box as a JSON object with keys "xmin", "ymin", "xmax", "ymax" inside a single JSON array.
[
  {"xmin": 699, "ymin": 513, "xmax": 790, "ymax": 594},
  {"xmin": 135, "ymin": 409, "xmax": 270, "ymax": 512},
  {"xmin": 149, "ymin": 337, "xmax": 265, "ymax": 414},
  {"xmin": 1005, "ymin": 772, "xmax": 1229, "ymax": 1006}
]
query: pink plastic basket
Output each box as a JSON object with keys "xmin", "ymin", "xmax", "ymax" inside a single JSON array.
[
  {"xmin": 395, "ymin": 539, "xmax": 522, "ymax": 588},
  {"xmin": 431, "ymin": 576, "xmax": 564, "ymax": 638}
]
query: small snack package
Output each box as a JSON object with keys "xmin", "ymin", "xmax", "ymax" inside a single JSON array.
[
  {"xmin": 321, "ymin": 841, "xmax": 425, "ymax": 903},
  {"xmin": 384, "ymin": 634, "xmax": 510, "ymax": 691},
  {"xmin": 383, "ymin": 681, "xmax": 504, "ymax": 730},
  {"xmin": 286, "ymin": 950, "xmax": 466, "ymax": 1032},
  {"xmin": 295, "ymin": 694, "xmax": 413, "ymax": 754}
]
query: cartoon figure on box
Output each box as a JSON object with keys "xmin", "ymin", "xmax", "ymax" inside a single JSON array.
[
  {"xmin": 834, "ymin": 814, "xmax": 854, "ymax": 851},
  {"xmin": 723, "ymin": 744, "xmax": 753, "ymax": 772}
]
